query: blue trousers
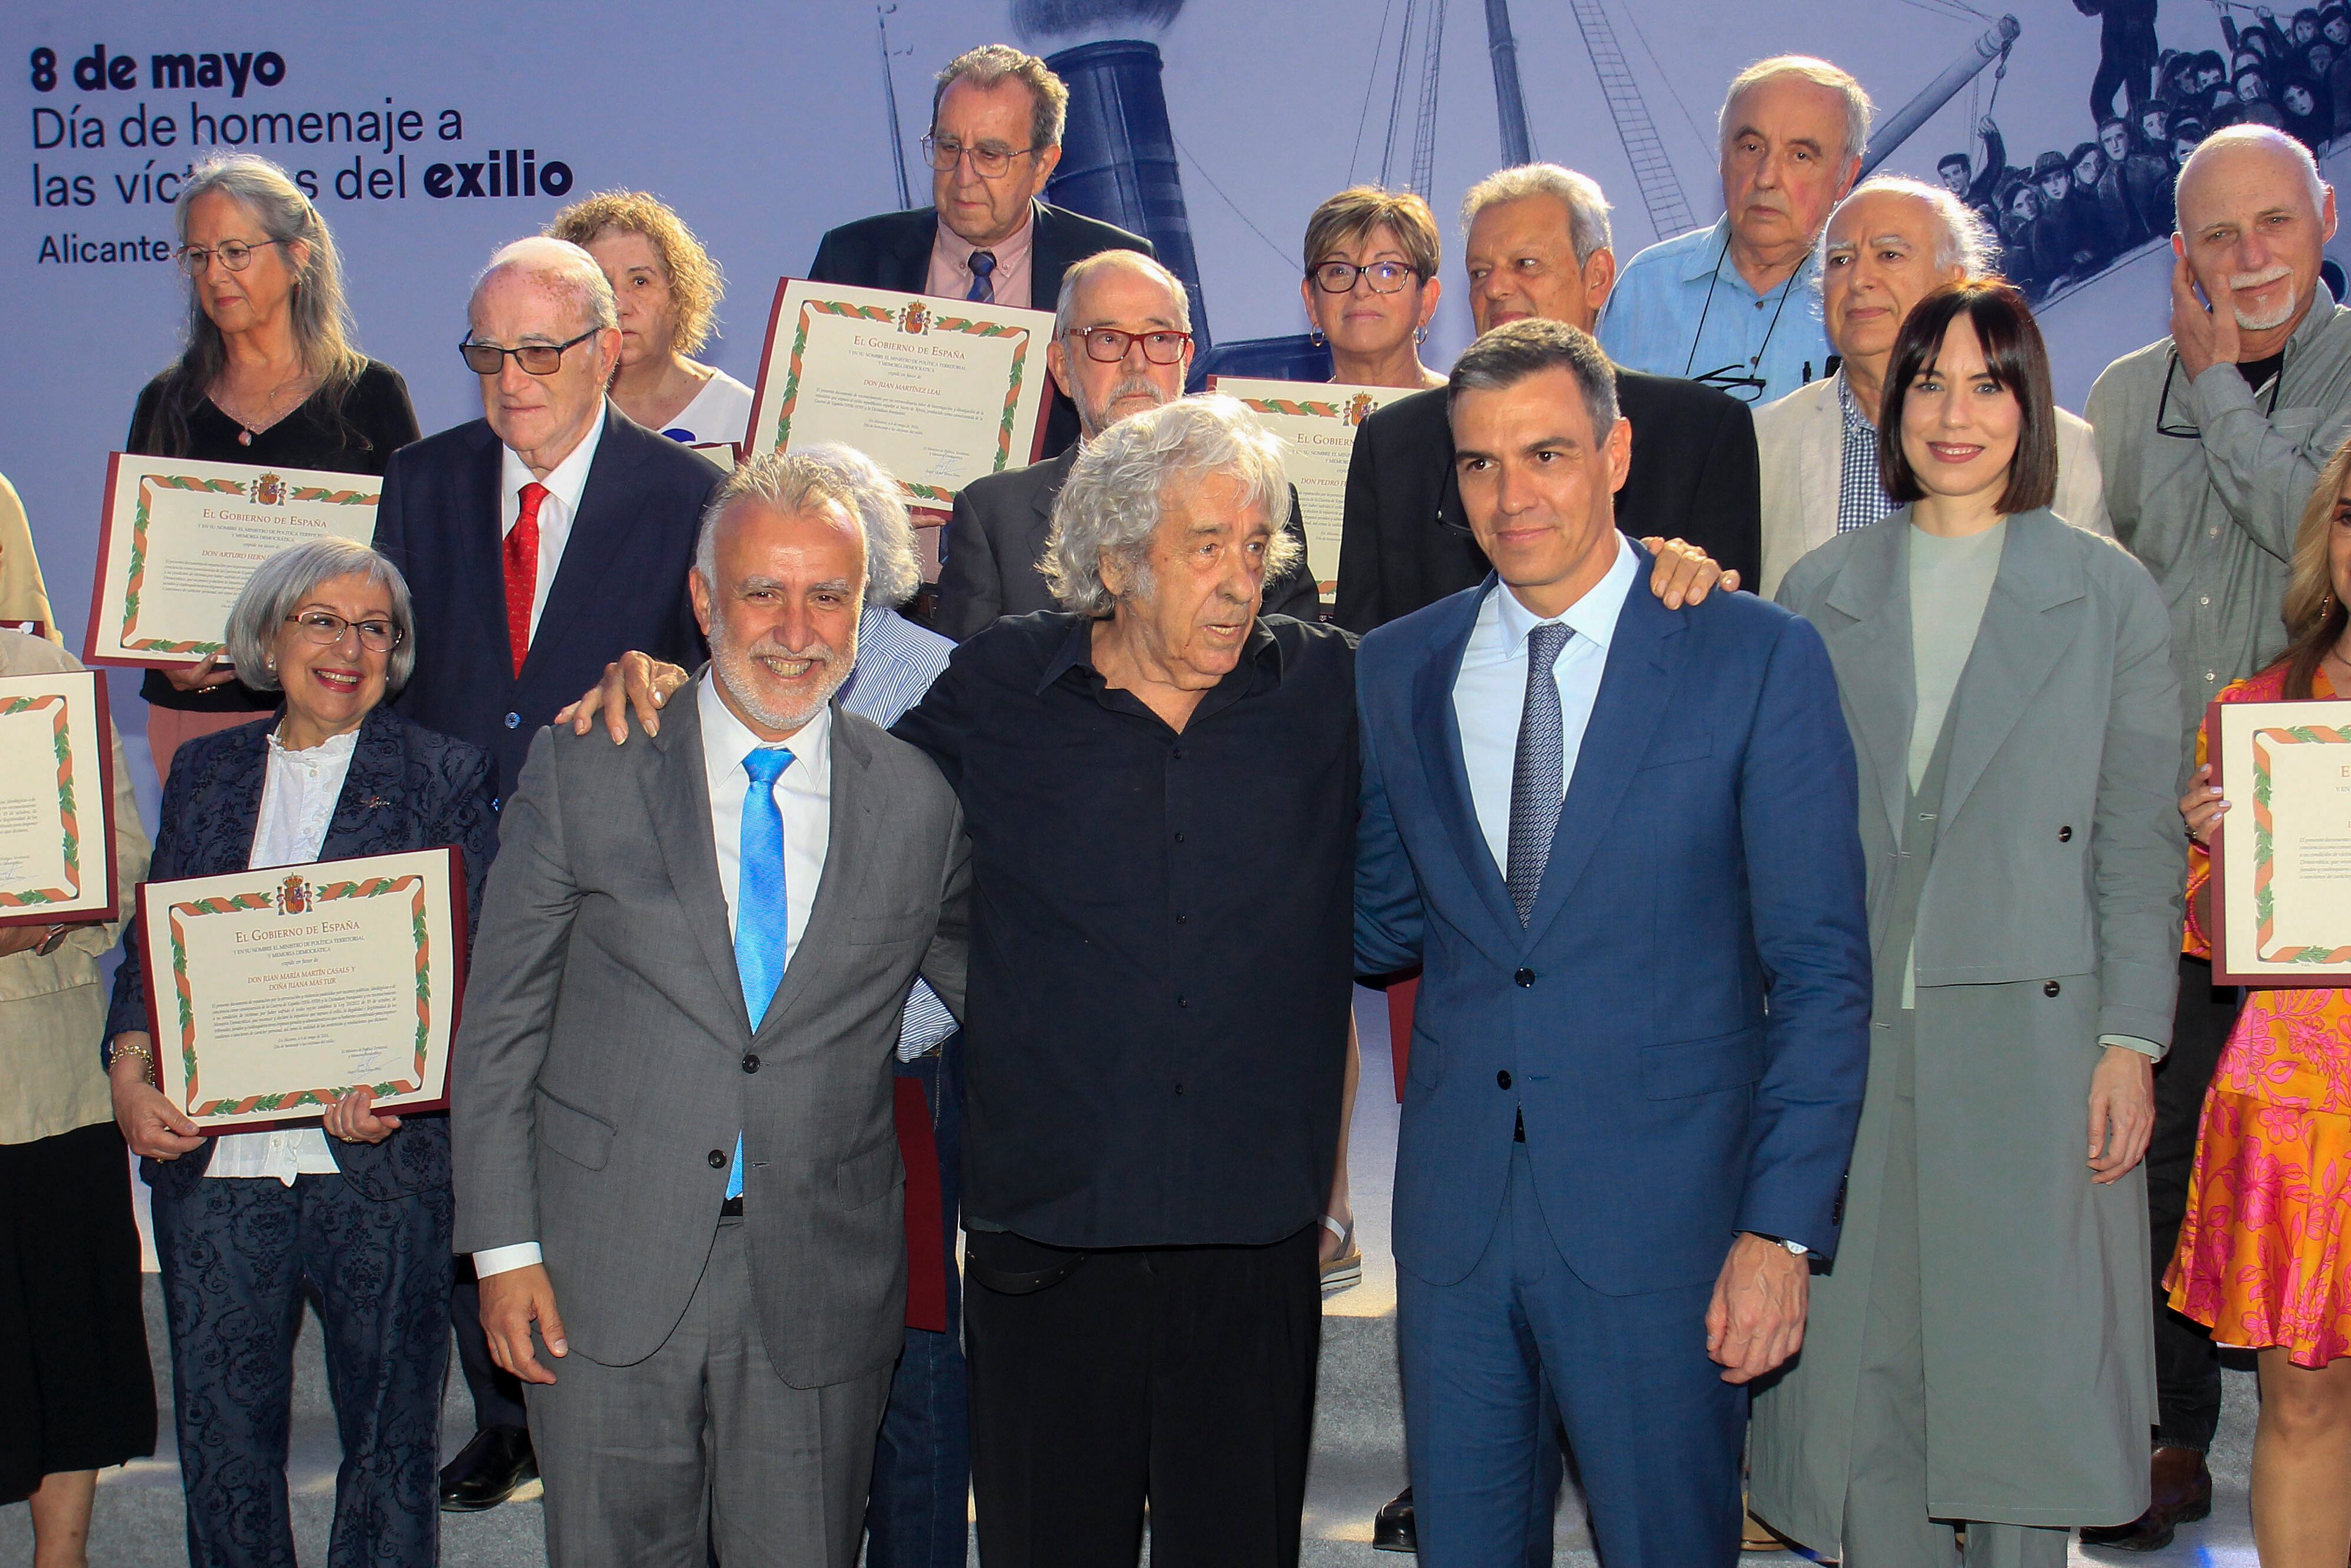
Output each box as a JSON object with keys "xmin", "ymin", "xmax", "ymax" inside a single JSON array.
[
  {"xmin": 150, "ymin": 1171, "xmax": 452, "ymax": 1568},
  {"xmin": 863, "ymin": 1040, "xmax": 969, "ymax": 1568},
  {"xmin": 1398, "ymin": 1144, "xmax": 1744, "ymax": 1567}
]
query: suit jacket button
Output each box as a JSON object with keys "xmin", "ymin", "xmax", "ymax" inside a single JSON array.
[
  {"xmin": 490, "ymin": 797, "xmax": 501, "ymax": 812},
  {"xmin": 1514, "ymin": 967, "xmax": 1534, "ymax": 987},
  {"xmin": 1497, "ymin": 1070, "xmax": 1513, "ymax": 1090},
  {"xmin": 707, "ymin": 1150, "xmax": 726, "ymax": 1169},
  {"xmin": 742, "ymin": 1053, "xmax": 760, "ymax": 1073},
  {"xmin": 504, "ymin": 711, "xmax": 521, "ymax": 729},
  {"xmin": 2043, "ymin": 979, "xmax": 2061, "ymax": 997},
  {"xmin": 2058, "ymin": 825, "xmax": 2073, "ymax": 842}
]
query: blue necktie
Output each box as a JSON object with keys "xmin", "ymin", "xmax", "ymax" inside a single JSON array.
[
  {"xmin": 1507, "ymin": 624, "xmax": 1573, "ymax": 926},
  {"xmin": 966, "ymin": 250, "xmax": 996, "ymax": 304},
  {"xmin": 728, "ymin": 746, "xmax": 795, "ymax": 1201}
]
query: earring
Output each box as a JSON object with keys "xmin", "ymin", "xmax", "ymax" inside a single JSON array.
[
  {"xmin": 1309, "ymin": 327, "xmax": 1325, "ymax": 347},
  {"xmin": 1415, "ymin": 325, "xmax": 1429, "ymax": 346}
]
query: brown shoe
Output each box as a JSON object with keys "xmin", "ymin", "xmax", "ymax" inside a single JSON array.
[
  {"xmin": 2078, "ymin": 1446, "xmax": 2211, "ymax": 1553},
  {"xmin": 1741, "ymin": 1497, "xmax": 1791, "ymax": 1552}
]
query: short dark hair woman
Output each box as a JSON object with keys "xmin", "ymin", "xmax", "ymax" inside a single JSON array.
[
  {"xmin": 1753, "ymin": 280, "xmax": 2185, "ymax": 1565},
  {"xmin": 128, "ymin": 155, "xmax": 419, "ymax": 781}
]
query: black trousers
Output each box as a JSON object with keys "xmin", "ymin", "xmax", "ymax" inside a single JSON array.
[
  {"xmin": 2147, "ymin": 953, "xmax": 2240, "ymax": 1452},
  {"xmin": 964, "ymin": 1223, "xmax": 1320, "ymax": 1567}
]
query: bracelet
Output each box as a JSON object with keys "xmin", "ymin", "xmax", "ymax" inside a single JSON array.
[{"xmin": 111, "ymin": 1038, "xmax": 156, "ymax": 1081}]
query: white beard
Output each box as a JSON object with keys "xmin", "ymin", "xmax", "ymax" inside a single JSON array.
[{"xmin": 2230, "ymin": 265, "xmax": 2300, "ymax": 331}]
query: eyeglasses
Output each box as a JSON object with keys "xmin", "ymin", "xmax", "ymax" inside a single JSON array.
[
  {"xmin": 2156, "ymin": 347, "xmax": 2286, "ymax": 437},
  {"xmin": 1310, "ymin": 260, "xmax": 1421, "ymax": 294},
  {"xmin": 284, "ymin": 611, "xmax": 402, "ymax": 653},
  {"xmin": 459, "ymin": 328, "xmax": 599, "ymax": 377},
  {"xmin": 921, "ymin": 133, "xmax": 1044, "ymax": 179},
  {"xmin": 175, "ymin": 238, "xmax": 282, "ymax": 275},
  {"xmin": 1692, "ymin": 363, "xmax": 1770, "ymax": 404},
  {"xmin": 1067, "ymin": 327, "xmax": 1193, "ymax": 365}
]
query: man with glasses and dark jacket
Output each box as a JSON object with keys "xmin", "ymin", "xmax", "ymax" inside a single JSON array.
[
  {"xmin": 807, "ymin": 43, "xmax": 1153, "ymax": 460},
  {"xmin": 2083, "ymin": 124, "xmax": 2351, "ymax": 1551}
]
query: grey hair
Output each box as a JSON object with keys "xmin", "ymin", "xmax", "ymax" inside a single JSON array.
[
  {"xmin": 227, "ymin": 538, "xmax": 415, "ymax": 695},
  {"xmin": 933, "ymin": 42, "xmax": 1070, "ymax": 150},
  {"xmin": 1814, "ymin": 175, "xmax": 1997, "ymax": 292},
  {"xmin": 1448, "ymin": 317, "xmax": 1621, "ymax": 434},
  {"xmin": 2178, "ymin": 124, "xmax": 2330, "ymax": 226},
  {"xmin": 1052, "ymin": 248, "xmax": 1193, "ymax": 343},
  {"xmin": 1044, "ymin": 394, "xmax": 1297, "ymax": 618},
  {"xmin": 1720, "ymin": 55, "xmax": 1875, "ymax": 164},
  {"xmin": 159, "ymin": 156, "xmax": 364, "ymax": 455},
  {"xmin": 789, "ymin": 444, "xmax": 924, "ymax": 607},
  {"xmin": 693, "ymin": 450, "xmax": 871, "ymax": 593},
  {"xmin": 472, "ymin": 235, "xmax": 618, "ymax": 336},
  {"xmin": 1460, "ymin": 164, "xmax": 1615, "ymax": 263}
]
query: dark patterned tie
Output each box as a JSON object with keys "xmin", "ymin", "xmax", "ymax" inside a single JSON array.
[
  {"xmin": 1507, "ymin": 623, "xmax": 1573, "ymax": 924},
  {"xmin": 967, "ymin": 250, "xmax": 996, "ymax": 304}
]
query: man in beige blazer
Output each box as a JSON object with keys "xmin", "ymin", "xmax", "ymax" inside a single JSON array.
[{"xmin": 1757, "ymin": 177, "xmax": 2111, "ymax": 595}]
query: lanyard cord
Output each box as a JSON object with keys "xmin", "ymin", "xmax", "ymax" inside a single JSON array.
[{"xmin": 1683, "ymin": 225, "xmax": 1805, "ymax": 381}]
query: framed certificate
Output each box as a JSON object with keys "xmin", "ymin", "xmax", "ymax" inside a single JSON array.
[
  {"xmin": 1208, "ymin": 378, "xmax": 1416, "ymax": 596},
  {"xmin": 136, "ymin": 847, "xmax": 468, "ymax": 1133},
  {"xmin": 0, "ymin": 668, "xmax": 118, "ymax": 928},
  {"xmin": 84, "ymin": 454, "xmax": 381, "ymax": 670},
  {"xmin": 745, "ymin": 278, "xmax": 1054, "ymax": 514},
  {"xmin": 2208, "ymin": 698, "xmax": 2351, "ymax": 985}
]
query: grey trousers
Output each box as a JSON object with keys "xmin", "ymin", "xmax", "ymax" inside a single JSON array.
[
  {"xmin": 526, "ymin": 1217, "xmax": 893, "ymax": 1568},
  {"xmin": 1843, "ymin": 1012, "xmax": 2070, "ymax": 1568}
]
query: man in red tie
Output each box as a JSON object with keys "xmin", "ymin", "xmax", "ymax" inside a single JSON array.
[{"xmin": 370, "ymin": 233, "xmax": 721, "ymax": 1511}]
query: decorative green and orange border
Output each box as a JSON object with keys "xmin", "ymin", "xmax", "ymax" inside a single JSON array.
[
  {"xmin": 2248, "ymin": 722, "xmax": 2351, "ymax": 964},
  {"xmin": 0, "ymin": 670, "xmax": 116, "ymax": 929},
  {"xmin": 117, "ymin": 473, "xmax": 376, "ymax": 655},
  {"xmin": 135, "ymin": 846, "xmax": 467, "ymax": 1131},
  {"xmin": 746, "ymin": 278, "xmax": 1051, "ymax": 510}
]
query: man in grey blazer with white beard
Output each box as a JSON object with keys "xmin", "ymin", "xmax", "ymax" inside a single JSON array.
[{"xmin": 451, "ymin": 451, "xmax": 972, "ymax": 1568}]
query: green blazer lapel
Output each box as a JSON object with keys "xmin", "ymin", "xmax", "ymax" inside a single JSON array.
[
  {"xmin": 1818, "ymin": 520, "xmax": 1915, "ymax": 845},
  {"xmin": 1939, "ymin": 510, "xmax": 2089, "ymax": 826}
]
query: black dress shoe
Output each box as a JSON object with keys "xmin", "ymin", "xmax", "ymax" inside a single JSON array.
[
  {"xmin": 2080, "ymin": 1446, "xmax": 2212, "ymax": 1553},
  {"xmin": 439, "ymin": 1423, "xmax": 538, "ymax": 1513},
  {"xmin": 1373, "ymin": 1485, "xmax": 1417, "ymax": 1553}
]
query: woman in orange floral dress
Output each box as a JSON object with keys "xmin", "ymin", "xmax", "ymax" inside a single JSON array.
[{"xmin": 2173, "ymin": 432, "xmax": 2351, "ymax": 1568}]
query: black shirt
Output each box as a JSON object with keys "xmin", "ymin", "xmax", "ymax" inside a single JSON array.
[
  {"xmin": 2236, "ymin": 349, "xmax": 2288, "ymax": 391},
  {"xmin": 126, "ymin": 359, "xmax": 419, "ymax": 712},
  {"xmin": 893, "ymin": 611, "xmax": 1359, "ymax": 1249}
]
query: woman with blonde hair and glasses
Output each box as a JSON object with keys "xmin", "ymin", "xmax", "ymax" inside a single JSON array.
[
  {"xmin": 128, "ymin": 154, "xmax": 419, "ymax": 780},
  {"xmin": 1300, "ymin": 186, "xmax": 1447, "ymax": 391},
  {"xmin": 548, "ymin": 189, "xmax": 751, "ymax": 446},
  {"xmin": 2172, "ymin": 432, "xmax": 2351, "ymax": 1568}
]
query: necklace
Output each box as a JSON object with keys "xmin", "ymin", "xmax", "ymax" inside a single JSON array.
[{"xmin": 213, "ymin": 373, "xmax": 316, "ymax": 447}]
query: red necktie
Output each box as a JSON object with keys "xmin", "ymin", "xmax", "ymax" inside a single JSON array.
[{"xmin": 504, "ymin": 482, "xmax": 546, "ymax": 678}]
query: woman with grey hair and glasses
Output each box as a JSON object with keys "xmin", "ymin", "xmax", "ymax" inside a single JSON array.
[
  {"xmin": 128, "ymin": 154, "xmax": 421, "ymax": 781},
  {"xmin": 102, "ymin": 537, "xmax": 492, "ymax": 1568}
]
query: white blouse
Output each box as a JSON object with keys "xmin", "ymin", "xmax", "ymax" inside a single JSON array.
[{"xmin": 204, "ymin": 726, "xmax": 359, "ymax": 1183}]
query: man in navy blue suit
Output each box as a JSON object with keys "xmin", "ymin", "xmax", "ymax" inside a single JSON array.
[
  {"xmin": 371, "ymin": 234, "xmax": 720, "ymax": 1511},
  {"xmin": 1353, "ymin": 317, "xmax": 1871, "ymax": 1565}
]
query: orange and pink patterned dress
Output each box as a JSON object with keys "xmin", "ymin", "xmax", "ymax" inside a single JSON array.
[{"xmin": 2168, "ymin": 661, "xmax": 2351, "ymax": 1369}]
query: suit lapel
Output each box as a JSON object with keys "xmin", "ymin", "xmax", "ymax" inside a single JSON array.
[
  {"xmin": 1798, "ymin": 384, "xmax": 1841, "ymax": 550},
  {"xmin": 1521, "ymin": 582, "xmax": 1682, "ymax": 946},
  {"xmin": 641, "ymin": 692, "xmax": 751, "ymax": 1035},
  {"xmin": 1411, "ymin": 582, "xmax": 1520, "ymax": 941},
  {"xmin": 459, "ymin": 425, "xmax": 514, "ymax": 679},
  {"xmin": 1025, "ymin": 447, "xmax": 1074, "ymax": 566},
  {"xmin": 1938, "ymin": 513, "xmax": 2087, "ymax": 825},
  {"xmin": 888, "ymin": 211, "xmax": 937, "ymax": 294},
  {"xmin": 755, "ymin": 706, "xmax": 877, "ymax": 1041},
  {"xmin": 526, "ymin": 408, "xmax": 641, "ymax": 684},
  {"xmin": 1819, "ymin": 521, "xmax": 1915, "ymax": 845},
  {"xmin": 319, "ymin": 708, "xmax": 407, "ymax": 859},
  {"xmin": 1027, "ymin": 201, "xmax": 1065, "ymax": 307}
]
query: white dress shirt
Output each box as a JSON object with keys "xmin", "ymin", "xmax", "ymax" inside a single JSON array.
[
  {"xmin": 474, "ymin": 674, "xmax": 835, "ymax": 1278},
  {"xmin": 205, "ymin": 726, "xmax": 358, "ymax": 1183},
  {"xmin": 497, "ymin": 405, "xmax": 606, "ymax": 640},
  {"xmin": 1452, "ymin": 533, "xmax": 1641, "ymax": 879}
]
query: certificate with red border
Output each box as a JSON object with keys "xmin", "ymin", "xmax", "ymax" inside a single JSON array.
[
  {"xmin": 0, "ymin": 668, "xmax": 117, "ymax": 928},
  {"xmin": 1208, "ymin": 377, "xmax": 1415, "ymax": 598},
  {"xmin": 745, "ymin": 278, "xmax": 1053, "ymax": 515},
  {"xmin": 2209, "ymin": 698, "xmax": 2351, "ymax": 985},
  {"xmin": 136, "ymin": 847, "xmax": 468, "ymax": 1133},
  {"xmin": 84, "ymin": 453, "xmax": 380, "ymax": 670}
]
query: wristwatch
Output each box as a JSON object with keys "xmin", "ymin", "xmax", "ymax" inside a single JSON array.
[{"xmin": 1746, "ymin": 1231, "xmax": 1811, "ymax": 1257}]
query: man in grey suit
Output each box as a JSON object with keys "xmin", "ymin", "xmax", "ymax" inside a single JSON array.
[
  {"xmin": 933, "ymin": 249, "xmax": 1320, "ymax": 639},
  {"xmin": 451, "ymin": 452, "xmax": 972, "ymax": 1567}
]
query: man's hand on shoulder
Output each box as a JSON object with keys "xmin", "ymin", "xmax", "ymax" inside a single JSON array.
[
  {"xmin": 1705, "ymin": 1232, "xmax": 1809, "ymax": 1384},
  {"xmin": 556, "ymin": 651, "xmax": 693, "ymax": 743},
  {"xmin": 1641, "ymin": 537, "xmax": 1740, "ymax": 606}
]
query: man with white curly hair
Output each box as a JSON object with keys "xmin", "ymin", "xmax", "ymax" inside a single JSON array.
[
  {"xmin": 1754, "ymin": 176, "xmax": 2113, "ymax": 595},
  {"xmin": 2081, "ymin": 121, "xmax": 2351, "ymax": 1551}
]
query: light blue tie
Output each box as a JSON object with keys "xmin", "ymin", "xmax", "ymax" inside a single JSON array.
[
  {"xmin": 1507, "ymin": 624, "xmax": 1573, "ymax": 926},
  {"xmin": 728, "ymin": 746, "xmax": 795, "ymax": 1201}
]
